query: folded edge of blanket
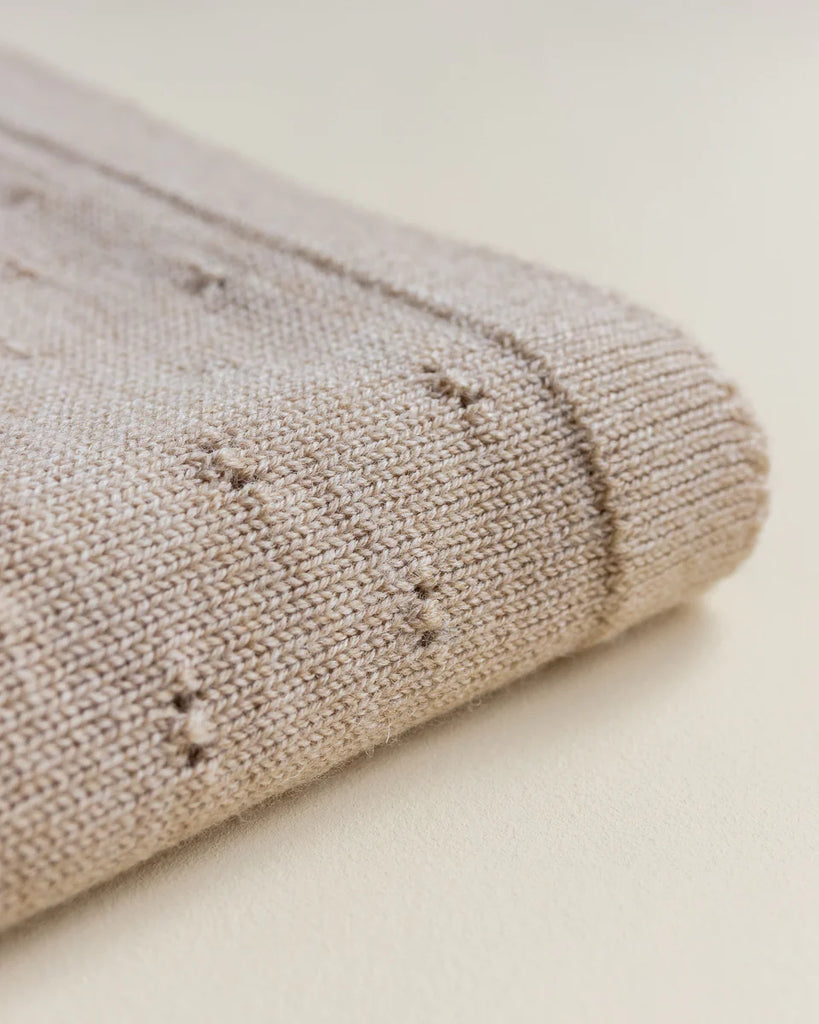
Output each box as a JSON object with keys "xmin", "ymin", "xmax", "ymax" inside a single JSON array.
[{"xmin": 0, "ymin": 51, "xmax": 768, "ymax": 929}]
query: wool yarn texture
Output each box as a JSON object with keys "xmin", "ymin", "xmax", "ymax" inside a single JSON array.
[{"xmin": 0, "ymin": 52, "xmax": 768, "ymax": 930}]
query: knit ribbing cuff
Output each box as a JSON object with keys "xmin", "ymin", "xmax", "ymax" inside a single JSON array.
[{"xmin": 539, "ymin": 320, "xmax": 768, "ymax": 639}]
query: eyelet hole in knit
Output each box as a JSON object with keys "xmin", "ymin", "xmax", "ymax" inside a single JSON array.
[
  {"xmin": 408, "ymin": 567, "xmax": 446, "ymax": 648},
  {"xmin": 2, "ymin": 183, "xmax": 40, "ymax": 207},
  {"xmin": 459, "ymin": 389, "xmax": 484, "ymax": 408},
  {"xmin": 420, "ymin": 363, "xmax": 487, "ymax": 431},
  {"xmin": 3, "ymin": 258, "xmax": 38, "ymax": 281},
  {"xmin": 193, "ymin": 445, "xmax": 262, "ymax": 491},
  {"xmin": 186, "ymin": 744, "xmax": 206, "ymax": 768},
  {"xmin": 172, "ymin": 691, "xmax": 194, "ymax": 713},
  {"xmin": 178, "ymin": 263, "xmax": 228, "ymax": 297},
  {"xmin": 168, "ymin": 662, "xmax": 215, "ymax": 769}
]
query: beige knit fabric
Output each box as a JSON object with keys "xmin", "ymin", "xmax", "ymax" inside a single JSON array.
[{"xmin": 0, "ymin": 51, "xmax": 767, "ymax": 931}]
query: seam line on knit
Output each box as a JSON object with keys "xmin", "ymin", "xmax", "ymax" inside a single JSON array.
[{"xmin": 0, "ymin": 115, "xmax": 623, "ymax": 637}]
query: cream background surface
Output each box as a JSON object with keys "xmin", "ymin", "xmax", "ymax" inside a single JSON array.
[{"xmin": 0, "ymin": 2, "xmax": 816, "ymax": 1020}]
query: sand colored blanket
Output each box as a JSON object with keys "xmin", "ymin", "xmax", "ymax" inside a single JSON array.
[{"xmin": 0, "ymin": 52, "xmax": 767, "ymax": 929}]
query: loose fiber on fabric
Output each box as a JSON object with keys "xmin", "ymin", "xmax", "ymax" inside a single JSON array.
[{"xmin": 0, "ymin": 52, "xmax": 767, "ymax": 930}]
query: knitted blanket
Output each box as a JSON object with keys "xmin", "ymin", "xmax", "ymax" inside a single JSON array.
[{"xmin": 0, "ymin": 52, "xmax": 767, "ymax": 930}]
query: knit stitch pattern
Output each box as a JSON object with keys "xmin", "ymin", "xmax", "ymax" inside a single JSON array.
[{"xmin": 0, "ymin": 52, "xmax": 767, "ymax": 930}]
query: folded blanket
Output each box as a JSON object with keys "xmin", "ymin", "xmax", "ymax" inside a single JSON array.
[{"xmin": 0, "ymin": 51, "xmax": 767, "ymax": 930}]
